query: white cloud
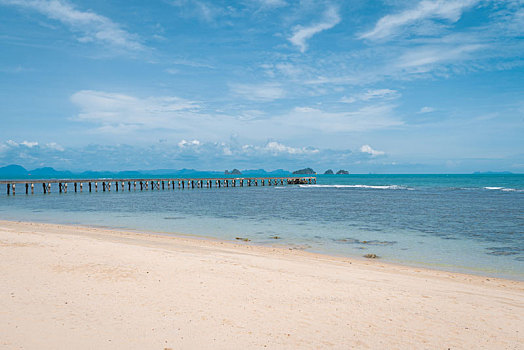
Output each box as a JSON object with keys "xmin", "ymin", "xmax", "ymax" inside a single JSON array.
[
  {"xmin": 178, "ymin": 139, "xmax": 201, "ymax": 147},
  {"xmin": 419, "ymin": 106, "xmax": 435, "ymax": 113},
  {"xmin": 21, "ymin": 141, "xmax": 38, "ymax": 147},
  {"xmin": 69, "ymin": 90, "xmax": 403, "ymax": 143},
  {"xmin": 263, "ymin": 141, "xmax": 319, "ymax": 155},
  {"xmin": 289, "ymin": 5, "xmax": 340, "ymax": 53},
  {"xmin": 340, "ymin": 89, "xmax": 400, "ymax": 103},
  {"xmin": 359, "ymin": 0, "xmax": 479, "ymax": 40},
  {"xmin": 230, "ymin": 83, "xmax": 286, "ymax": 101},
  {"xmin": 360, "ymin": 144, "xmax": 385, "ymax": 157},
  {"xmin": 71, "ymin": 90, "xmax": 201, "ymax": 127},
  {"xmin": 397, "ymin": 43, "xmax": 485, "ymax": 71},
  {"xmin": 284, "ymin": 104, "xmax": 403, "ymax": 133},
  {"xmin": 0, "ymin": 0, "xmax": 143, "ymax": 51}
]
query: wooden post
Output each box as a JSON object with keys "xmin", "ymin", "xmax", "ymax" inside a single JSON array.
[
  {"xmin": 7, "ymin": 183, "xmax": 10, "ymax": 195},
  {"xmin": 89, "ymin": 182, "xmax": 92, "ymax": 192},
  {"xmin": 74, "ymin": 183, "xmax": 77, "ymax": 192},
  {"xmin": 25, "ymin": 183, "xmax": 29, "ymax": 194},
  {"xmin": 42, "ymin": 183, "xmax": 46, "ymax": 194},
  {"xmin": 116, "ymin": 182, "xmax": 119, "ymax": 192},
  {"xmin": 59, "ymin": 182, "xmax": 62, "ymax": 193},
  {"xmin": 102, "ymin": 182, "xmax": 106, "ymax": 192}
]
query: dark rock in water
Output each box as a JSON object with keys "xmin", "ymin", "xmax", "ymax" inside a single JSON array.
[
  {"xmin": 324, "ymin": 169, "xmax": 334, "ymax": 175},
  {"xmin": 334, "ymin": 237, "xmax": 396, "ymax": 246},
  {"xmin": 287, "ymin": 178, "xmax": 310, "ymax": 184},
  {"xmin": 363, "ymin": 254, "xmax": 379, "ymax": 259},
  {"xmin": 235, "ymin": 237, "xmax": 250, "ymax": 242},
  {"xmin": 270, "ymin": 236, "xmax": 281, "ymax": 239},
  {"xmin": 292, "ymin": 167, "xmax": 315, "ymax": 175},
  {"xmin": 336, "ymin": 169, "xmax": 349, "ymax": 175},
  {"xmin": 226, "ymin": 169, "xmax": 242, "ymax": 175}
]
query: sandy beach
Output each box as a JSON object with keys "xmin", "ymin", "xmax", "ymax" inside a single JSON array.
[{"xmin": 0, "ymin": 220, "xmax": 522, "ymax": 349}]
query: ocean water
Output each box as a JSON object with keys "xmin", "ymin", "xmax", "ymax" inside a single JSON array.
[{"xmin": 0, "ymin": 174, "xmax": 523, "ymax": 280}]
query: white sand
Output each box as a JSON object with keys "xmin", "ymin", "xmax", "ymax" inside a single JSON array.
[{"xmin": 0, "ymin": 220, "xmax": 522, "ymax": 349}]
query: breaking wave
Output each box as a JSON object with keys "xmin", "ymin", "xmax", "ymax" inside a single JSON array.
[
  {"xmin": 298, "ymin": 184, "xmax": 411, "ymax": 190},
  {"xmin": 484, "ymin": 187, "xmax": 523, "ymax": 192}
]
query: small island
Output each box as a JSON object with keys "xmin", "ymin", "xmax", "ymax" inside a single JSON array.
[
  {"xmin": 336, "ymin": 170, "xmax": 349, "ymax": 175},
  {"xmin": 324, "ymin": 169, "xmax": 334, "ymax": 175},
  {"xmin": 225, "ymin": 169, "xmax": 242, "ymax": 175},
  {"xmin": 292, "ymin": 168, "xmax": 316, "ymax": 175}
]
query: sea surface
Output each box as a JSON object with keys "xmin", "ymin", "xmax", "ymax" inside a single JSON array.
[{"xmin": 1, "ymin": 174, "xmax": 523, "ymax": 280}]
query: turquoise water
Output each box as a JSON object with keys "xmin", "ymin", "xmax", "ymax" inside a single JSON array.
[{"xmin": 1, "ymin": 174, "xmax": 523, "ymax": 280}]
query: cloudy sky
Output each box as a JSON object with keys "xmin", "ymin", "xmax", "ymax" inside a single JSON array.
[{"xmin": 0, "ymin": 0, "xmax": 522, "ymax": 172}]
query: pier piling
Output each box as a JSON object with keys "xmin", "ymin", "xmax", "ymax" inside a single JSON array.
[{"xmin": 2, "ymin": 176, "xmax": 315, "ymax": 196}]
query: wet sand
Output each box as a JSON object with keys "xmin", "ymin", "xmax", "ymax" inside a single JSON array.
[{"xmin": 0, "ymin": 220, "xmax": 522, "ymax": 349}]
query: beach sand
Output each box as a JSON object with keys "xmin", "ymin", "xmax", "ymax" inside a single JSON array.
[{"xmin": 0, "ymin": 220, "xmax": 522, "ymax": 349}]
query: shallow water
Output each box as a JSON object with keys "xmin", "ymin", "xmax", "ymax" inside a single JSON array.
[{"xmin": 1, "ymin": 174, "xmax": 523, "ymax": 280}]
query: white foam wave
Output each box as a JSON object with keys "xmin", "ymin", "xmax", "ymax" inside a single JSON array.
[
  {"xmin": 484, "ymin": 186, "xmax": 523, "ymax": 192},
  {"xmin": 298, "ymin": 184, "xmax": 410, "ymax": 190}
]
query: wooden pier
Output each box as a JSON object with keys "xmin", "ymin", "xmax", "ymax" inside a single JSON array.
[{"xmin": 0, "ymin": 177, "xmax": 316, "ymax": 195}]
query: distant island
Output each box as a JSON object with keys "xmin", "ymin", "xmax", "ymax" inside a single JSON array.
[
  {"xmin": 292, "ymin": 168, "xmax": 316, "ymax": 175},
  {"xmin": 0, "ymin": 164, "xmax": 295, "ymax": 179},
  {"xmin": 323, "ymin": 169, "xmax": 349, "ymax": 175},
  {"xmin": 225, "ymin": 169, "xmax": 242, "ymax": 175}
]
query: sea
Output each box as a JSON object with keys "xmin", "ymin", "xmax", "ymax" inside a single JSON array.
[{"xmin": 1, "ymin": 174, "xmax": 523, "ymax": 280}]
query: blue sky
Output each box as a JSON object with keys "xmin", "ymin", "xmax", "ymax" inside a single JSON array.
[{"xmin": 0, "ymin": 0, "xmax": 522, "ymax": 172}]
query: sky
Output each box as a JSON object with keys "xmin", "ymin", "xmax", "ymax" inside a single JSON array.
[{"xmin": 0, "ymin": 0, "xmax": 523, "ymax": 173}]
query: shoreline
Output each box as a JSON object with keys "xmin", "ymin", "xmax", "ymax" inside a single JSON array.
[
  {"xmin": 3, "ymin": 219, "xmax": 521, "ymax": 283},
  {"xmin": 1, "ymin": 219, "xmax": 523, "ymax": 349},
  {"xmin": 2, "ymin": 216, "xmax": 523, "ymax": 281}
]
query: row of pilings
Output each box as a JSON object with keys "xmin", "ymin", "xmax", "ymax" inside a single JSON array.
[{"xmin": 2, "ymin": 177, "xmax": 316, "ymax": 195}]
